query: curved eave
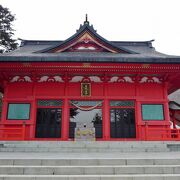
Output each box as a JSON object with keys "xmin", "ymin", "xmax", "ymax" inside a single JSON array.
[
  {"xmin": 0, "ymin": 55, "xmax": 180, "ymax": 64},
  {"xmin": 36, "ymin": 24, "xmax": 136, "ymax": 54}
]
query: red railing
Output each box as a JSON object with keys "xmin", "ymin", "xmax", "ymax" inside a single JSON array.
[
  {"xmin": 0, "ymin": 124, "xmax": 26, "ymax": 140},
  {"xmin": 138, "ymin": 124, "xmax": 180, "ymax": 141},
  {"xmin": 0, "ymin": 123, "xmax": 180, "ymax": 141}
]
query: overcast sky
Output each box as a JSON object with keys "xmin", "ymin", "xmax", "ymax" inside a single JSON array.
[{"xmin": 1, "ymin": 0, "xmax": 180, "ymax": 55}]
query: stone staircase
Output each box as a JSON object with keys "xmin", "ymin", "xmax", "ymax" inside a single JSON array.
[
  {"xmin": 0, "ymin": 141, "xmax": 179, "ymax": 179},
  {"xmin": 0, "ymin": 158, "xmax": 180, "ymax": 179}
]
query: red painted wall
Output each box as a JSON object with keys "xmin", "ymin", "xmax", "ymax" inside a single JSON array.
[
  {"xmin": 6, "ymin": 82, "xmax": 165, "ymax": 100},
  {"xmin": 1, "ymin": 80, "xmax": 170, "ymax": 140},
  {"xmin": 36, "ymin": 83, "xmax": 65, "ymax": 96},
  {"xmin": 7, "ymin": 83, "xmax": 33, "ymax": 98},
  {"xmin": 138, "ymin": 83, "xmax": 164, "ymax": 99}
]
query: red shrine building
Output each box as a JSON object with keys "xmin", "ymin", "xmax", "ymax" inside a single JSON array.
[{"xmin": 0, "ymin": 19, "xmax": 180, "ymax": 141}]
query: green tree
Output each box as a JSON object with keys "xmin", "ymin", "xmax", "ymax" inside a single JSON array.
[{"xmin": 0, "ymin": 5, "xmax": 18, "ymax": 53}]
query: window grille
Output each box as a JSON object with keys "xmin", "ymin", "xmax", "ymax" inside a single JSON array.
[
  {"xmin": 70, "ymin": 100, "xmax": 102, "ymax": 107},
  {"xmin": 110, "ymin": 101, "xmax": 134, "ymax": 107},
  {"xmin": 37, "ymin": 100, "xmax": 62, "ymax": 107}
]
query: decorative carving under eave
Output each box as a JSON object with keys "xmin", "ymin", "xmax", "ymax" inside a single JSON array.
[
  {"xmin": 38, "ymin": 76, "xmax": 64, "ymax": 82},
  {"xmin": 70, "ymin": 76, "xmax": 102, "ymax": 82},
  {"xmin": 139, "ymin": 77, "xmax": 162, "ymax": 83},
  {"xmin": 66, "ymin": 41, "xmax": 104, "ymax": 52},
  {"xmin": 70, "ymin": 76, "xmax": 83, "ymax": 82},
  {"xmin": 10, "ymin": 76, "xmax": 32, "ymax": 82},
  {"xmin": 8, "ymin": 75, "xmax": 163, "ymax": 84},
  {"xmin": 89, "ymin": 76, "xmax": 102, "ymax": 82},
  {"xmin": 9, "ymin": 75, "xmax": 64, "ymax": 83},
  {"xmin": 110, "ymin": 76, "xmax": 135, "ymax": 83}
]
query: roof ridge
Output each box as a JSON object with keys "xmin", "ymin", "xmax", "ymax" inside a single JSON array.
[{"xmin": 19, "ymin": 39, "xmax": 154, "ymax": 47}]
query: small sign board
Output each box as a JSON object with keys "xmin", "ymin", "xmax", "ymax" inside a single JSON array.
[{"xmin": 81, "ymin": 83, "xmax": 91, "ymax": 97}]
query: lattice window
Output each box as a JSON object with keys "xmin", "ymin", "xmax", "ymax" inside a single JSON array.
[
  {"xmin": 70, "ymin": 100, "xmax": 102, "ymax": 107},
  {"xmin": 110, "ymin": 101, "xmax": 135, "ymax": 107},
  {"xmin": 37, "ymin": 100, "xmax": 62, "ymax": 107}
]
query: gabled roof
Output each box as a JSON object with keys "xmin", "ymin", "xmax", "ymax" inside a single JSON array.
[
  {"xmin": 37, "ymin": 20, "xmax": 135, "ymax": 54},
  {"xmin": 0, "ymin": 19, "xmax": 180, "ymax": 63}
]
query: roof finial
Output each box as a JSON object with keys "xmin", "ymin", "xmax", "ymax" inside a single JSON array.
[{"xmin": 84, "ymin": 14, "xmax": 89, "ymax": 25}]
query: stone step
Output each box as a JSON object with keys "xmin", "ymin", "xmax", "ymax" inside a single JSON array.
[
  {"xmin": 1, "ymin": 158, "xmax": 180, "ymax": 166},
  {"xmin": 0, "ymin": 165, "xmax": 180, "ymax": 175},
  {"xmin": 0, "ymin": 141, "xmax": 170, "ymax": 148},
  {"xmin": 0, "ymin": 147, "xmax": 170, "ymax": 153},
  {"xmin": 0, "ymin": 174, "xmax": 179, "ymax": 180},
  {"xmin": 0, "ymin": 141, "xmax": 174, "ymax": 152}
]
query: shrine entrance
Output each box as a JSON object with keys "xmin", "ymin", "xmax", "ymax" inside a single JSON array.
[
  {"xmin": 35, "ymin": 108, "xmax": 62, "ymax": 138},
  {"xmin": 69, "ymin": 100, "xmax": 103, "ymax": 139},
  {"xmin": 110, "ymin": 108, "xmax": 136, "ymax": 138},
  {"xmin": 109, "ymin": 100, "xmax": 136, "ymax": 138}
]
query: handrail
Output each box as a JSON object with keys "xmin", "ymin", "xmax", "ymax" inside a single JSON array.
[
  {"xmin": 138, "ymin": 124, "xmax": 180, "ymax": 141},
  {"xmin": 0, "ymin": 124, "xmax": 26, "ymax": 140},
  {"xmin": 1, "ymin": 123, "xmax": 180, "ymax": 141}
]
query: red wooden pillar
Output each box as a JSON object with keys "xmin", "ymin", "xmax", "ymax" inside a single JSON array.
[
  {"xmin": 145, "ymin": 122, "xmax": 148, "ymax": 141},
  {"xmin": 164, "ymin": 101, "xmax": 171, "ymax": 124},
  {"xmin": 30, "ymin": 80, "xmax": 37, "ymax": 140},
  {"xmin": 136, "ymin": 101, "xmax": 142, "ymax": 140},
  {"xmin": 30, "ymin": 98, "xmax": 37, "ymax": 140},
  {"xmin": 1, "ymin": 81, "xmax": 8, "ymax": 124},
  {"xmin": 135, "ymin": 76, "xmax": 142, "ymax": 140},
  {"xmin": 62, "ymin": 99, "xmax": 69, "ymax": 140},
  {"xmin": 61, "ymin": 73, "xmax": 69, "ymax": 140},
  {"xmin": 163, "ymin": 82, "xmax": 170, "ymax": 124},
  {"xmin": 1, "ymin": 100, "xmax": 8, "ymax": 124},
  {"xmin": 102, "ymin": 75, "xmax": 110, "ymax": 140},
  {"xmin": 22, "ymin": 121, "xmax": 26, "ymax": 140},
  {"xmin": 103, "ymin": 99, "xmax": 110, "ymax": 140}
]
